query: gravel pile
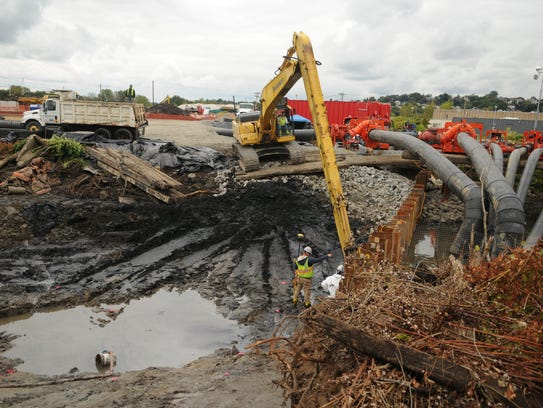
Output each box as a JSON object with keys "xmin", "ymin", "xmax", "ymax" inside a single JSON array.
[{"xmin": 273, "ymin": 166, "xmax": 413, "ymax": 226}]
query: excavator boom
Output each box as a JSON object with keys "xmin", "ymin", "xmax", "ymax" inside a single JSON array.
[{"xmin": 292, "ymin": 32, "xmax": 353, "ymax": 255}]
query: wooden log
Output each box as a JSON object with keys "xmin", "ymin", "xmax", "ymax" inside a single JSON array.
[
  {"xmin": 85, "ymin": 147, "xmax": 181, "ymax": 190},
  {"xmin": 308, "ymin": 312, "xmax": 471, "ymax": 392},
  {"xmin": 96, "ymin": 160, "xmax": 171, "ymax": 204},
  {"xmin": 235, "ymin": 153, "xmax": 420, "ymax": 180},
  {"xmin": 0, "ymin": 152, "xmax": 18, "ymax": 169},
  {"xmin": 7, "ymin": 186, "xmax": 27, "ymax": 194}
]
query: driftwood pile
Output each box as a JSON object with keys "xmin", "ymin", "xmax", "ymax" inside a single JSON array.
[
  {"xmin": 255, "ymin": 242, "xmax": 543, "ymax": 407},
  {"xmin": 85, "ymin": 146, "xmax": 207, "ymax": 203}
]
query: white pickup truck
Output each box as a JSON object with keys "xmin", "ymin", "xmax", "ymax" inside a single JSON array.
[{"xmin": 21, "ymin": 91, "xmax": 148, "ymax": 140}]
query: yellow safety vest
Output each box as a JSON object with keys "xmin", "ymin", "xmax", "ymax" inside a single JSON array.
[
  {"xmin": 278, "ymin": 116, "xmax": 287, "ymax": 126},
  {"xmin": 295, "ymin": 257, "xmax": 314, "ymax": 278}
]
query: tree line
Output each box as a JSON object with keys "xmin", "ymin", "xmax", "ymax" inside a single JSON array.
[
  {"xmin": 0, "ymin": 86, "xmax": 235, "ymax": 108},
  {"xmin": 1, "ymin": 86, "xmax": 539, "ymax": 114}
]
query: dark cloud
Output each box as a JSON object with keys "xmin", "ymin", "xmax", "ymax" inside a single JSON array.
[{"xmin": 0, "ymin": 0, "xmax": 49, "ymax": 43}]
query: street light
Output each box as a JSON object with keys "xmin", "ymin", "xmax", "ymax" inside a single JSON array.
[{"xmin": 533, "ymin": 67, "xmax": 543, "ymax": 130}]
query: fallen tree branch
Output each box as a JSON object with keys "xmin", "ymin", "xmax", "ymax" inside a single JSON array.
[{"xmin": 307, "ymin": 312, "xmax": 471, "ymax": 392}]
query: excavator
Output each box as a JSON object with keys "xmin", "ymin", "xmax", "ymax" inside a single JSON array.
[
  {"xmin": 236, "ymin": 32, "xmax": 355, "ymax": 253},
  {"xmin": 232, "ymin": 32, "xmax": 324, "ymax": 172}
]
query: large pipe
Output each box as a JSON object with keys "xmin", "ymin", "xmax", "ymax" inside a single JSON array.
[
  {"xmin": 487, "ymin": 143, "xmax": 504, "ymax": 235},
  {"xmin": 489, "ymin": 143, "xmax": 504, "ymax": 174},
  {"xmin": 369, "ymin": 129, "xmax": 484, "ymax": 256},
  {"xmin": 524, "ymin": 209, "xmax": 543, "ymax": 249},
  {"xmin": 457, "ymin": 133, "xmax": 525, "ymax": 255},
  {"xmin": 0, "ymin": 120, "xmax": 23, "ymax": 129},
  {"xmin": 505, "ymin": 147, "xmax": 528, "ymax": 187},
  {"xmin": 516, "ymin": 147, "xmax": 543, "ymax": 205}
]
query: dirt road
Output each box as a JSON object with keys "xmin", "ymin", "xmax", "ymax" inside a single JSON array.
[{"xmin": 145, "ymin": 118, "xmax": 235, "ymax": 155}]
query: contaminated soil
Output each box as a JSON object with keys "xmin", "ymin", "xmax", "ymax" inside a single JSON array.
[{"xmin": 0, "ymin": 119, "xmax": 540, "ymax": 407}]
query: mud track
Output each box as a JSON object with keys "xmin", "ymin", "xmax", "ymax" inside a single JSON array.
[{"xmin": 0, "ymin": 170, "xmax": 339, "ymax": 325}]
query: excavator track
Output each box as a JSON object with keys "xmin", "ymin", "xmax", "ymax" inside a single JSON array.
[
  {"xmin": 233, "ymin": 143, "xmax": 261, "ymax": 172},
  {"xmin": 234, "ymin": 141, "xmax": 306, "ymax": 172},
  {"xmin": 284, "ymin": 141, "xmax": 305, "ymax": 165}
]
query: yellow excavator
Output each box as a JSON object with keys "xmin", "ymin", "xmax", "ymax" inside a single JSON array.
[
  {"xmin": 233, "ymin": 32, "xmax": 322, "ymax": 172},
  {"xmin": 234, "ymin": 32, "xmax": 355, "ymax": 258}
]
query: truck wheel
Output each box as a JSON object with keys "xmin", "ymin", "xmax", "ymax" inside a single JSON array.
[
  {"xmin": 94, "ymin": 127, "xmax": 111, "ymax": 139},
  {"xmin": 25, "ymin": 120, "xmax": 43, "ymax": 134},
  {"xmin": 113, "ymin": 128, "xmax": 133, "ymax": 140}
]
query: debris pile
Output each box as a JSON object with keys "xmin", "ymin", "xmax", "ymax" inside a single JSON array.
[
  {"xmin": 147, "ymin": 103, "xmax": 185, "ymax": 115},
  {"xmin": 85, "ymin": 146, "xmax": 209, "ymax": 203},
  {"xmin": 0, "ymin": 156, "xmax": 56, "ymax": 195},
  {"xmin": 258, "ymin": 242, "xmax": 543, "ymax": 407}
]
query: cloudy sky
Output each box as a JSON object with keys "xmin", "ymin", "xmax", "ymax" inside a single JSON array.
[{"xmin": 1, "ymin": 0, "xmax": 542, "ymax": 103}]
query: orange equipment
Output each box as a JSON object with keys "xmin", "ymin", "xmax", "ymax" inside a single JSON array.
[
  {"xmin": 333, "ymin": 118, "xmax": 390, "ymax": 150},
  {"xmin": 483, "ymin": 129, "xmax": 516, "ymax": 155},
  {"xmin": 522, "ymin": 130, "xmax": 543, "ymax": 150},
  {"xmin": 418, "ymin": 120, "xmax": 483, "ymax": 154}
]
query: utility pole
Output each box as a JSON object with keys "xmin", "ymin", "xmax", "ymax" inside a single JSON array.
[
  {"xmin": 533, "ymin": 67, "xmax": 543, "ymax": 130},
  {"xmin": 339, "ymin": 92, "xmax": 345, "ymax": 101}
]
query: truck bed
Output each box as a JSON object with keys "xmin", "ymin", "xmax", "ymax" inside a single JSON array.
[{"xmin": 59, "ymin": 101, "xmax": 147, "ymax": 128}]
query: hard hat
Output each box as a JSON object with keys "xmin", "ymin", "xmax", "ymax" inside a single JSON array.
[
  {"xmin": 336, "ymin": 264, "xmax": 344, "ymax": 274},
  {"xmin": 303, "ymin": 246, "xmax": 312, "ymax": 254}
]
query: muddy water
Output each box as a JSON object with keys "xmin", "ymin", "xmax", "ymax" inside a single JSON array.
[
  {"xmin": 0, "ymin": 288, "xmax": 248, "ymax": 376},
  {"xmin": 405, "ymin": 222, "xmax": 459, "ymax": 266}
]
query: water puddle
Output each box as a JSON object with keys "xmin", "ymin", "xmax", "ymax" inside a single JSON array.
[
  {"xmin": 0, "ymin": 289, "xmax": 248, "ymax": 376},
  {"xmin": 404, "ymin": 222, "xmax": 459, "ymax": 266}
]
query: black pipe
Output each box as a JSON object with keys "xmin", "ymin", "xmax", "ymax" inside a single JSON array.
[
  {"xmin": 524, "ymin": 209, "xmax": 543, "ymax": 249},
  {"xmin": 457, "ymin": 133, "xmax": 525, "ymax": 255},
  {"xmin": 0, "ymin": 120, "xmax": 23, "ymax": 129},
  {"xmin": 489, "ymin": 143, "xmax": 503, "ymax": 174},
  {"xmin": 369, "ymin": 129, "xmax": 484, "ymax": 256},
  {"xmin": 516, "ymin": 147, "xmax": 543, "ymax": 205},
  {"xmin": 505, "ymin": 147, "xmax": 527, "ymax": 187}
]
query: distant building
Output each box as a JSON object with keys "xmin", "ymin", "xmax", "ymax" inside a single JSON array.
[{"xmin": 431, "ymin": 108, "xmax": 542, "ymax": 134}]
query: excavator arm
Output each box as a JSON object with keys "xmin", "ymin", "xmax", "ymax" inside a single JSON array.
[{"xmin": 292, "ymin": 32, "xmax": 354, "ymax": 256}]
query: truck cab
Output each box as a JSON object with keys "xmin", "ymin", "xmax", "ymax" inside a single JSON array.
[{"xmin": 236, "ymin": 102, "xmax": 255, "ymax": 116}]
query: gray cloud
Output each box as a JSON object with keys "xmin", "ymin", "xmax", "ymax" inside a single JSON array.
[
  {"xmin": 0, "ymin": 0, "xmax": 49, "ymax": 43},
  {"xmin": 1, "ymin": 0, "xmax": 543, "ymax": 101}
]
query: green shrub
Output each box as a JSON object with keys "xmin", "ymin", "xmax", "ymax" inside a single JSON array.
[{"xmin": 45, "ymin": 136, "xmax": 86, "ymax": 167}]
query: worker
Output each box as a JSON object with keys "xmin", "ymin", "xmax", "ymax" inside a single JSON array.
[
  {"xmin": 321, "ymin": 264, "xmax": 344, "ymax": 298},
  {"xmin": 126, "ymin": 84, "xmax": 136, "ymax": 102},
  {"xmin": 278, "ymin": 112, "xmax": 289, "ymax": 136},
  {"xmin": 292, "ymin": 246, "xmax": 332, "ymax": 308}
]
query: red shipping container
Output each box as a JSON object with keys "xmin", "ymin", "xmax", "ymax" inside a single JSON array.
[{"xmin": 286, "ymin": 99, "xmax": 391, "ymax": 126}]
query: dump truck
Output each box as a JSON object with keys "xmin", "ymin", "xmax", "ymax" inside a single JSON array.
[{"xmin": 21, "ymin": 90, "xmax": 148, "ymax": 140}]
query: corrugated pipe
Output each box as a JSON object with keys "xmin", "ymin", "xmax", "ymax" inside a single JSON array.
[
  {"xmin": 524, "ymin": 209, "xmax": 543, "ymax": 248},
  {"xmin": 518, "ymin": 148, "xmax": 543, "ymax": 248},
  {"xmin": 489, "ymin": 143, "xmax": 504, "ymax": 174},
  {"xmin": 505, "ymin": 147, "xmax": 528, "ymax": 187},
  {"xmin": 487, "ymin": 143, "xmax": 504, "ymax": 235},
  {"xmin": 457, "ymin": 133, "xmax": 525, "ymax": 255},
  {"xmin": 369, "ymin": 129, "xmax": 484, "ymax": 255},
  {"xmin": 516, "ymin": 148, "xmax": 543, "ymax": 205}
]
